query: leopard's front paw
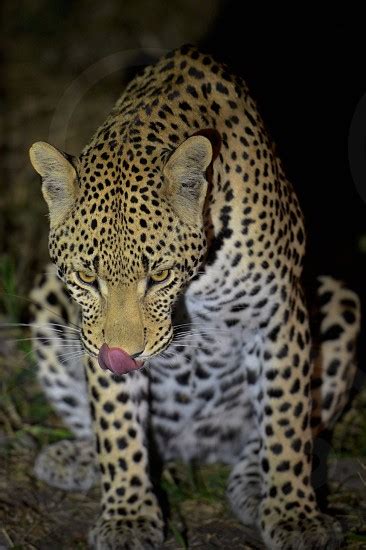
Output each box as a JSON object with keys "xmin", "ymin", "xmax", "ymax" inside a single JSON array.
[
  {"xmin": 226, "ymin": 475, "xmax": 261, "ymax": 525},
  {"xmin": 34, "ymin": 439, "xmax": 99, "ymax": 491},
  {"xmin": 88, "ymin": 515, "xmax": 164, "ymax": 550},
  {"xmin": 261, "ymin": 510, "xmax": 343, "ymax": 550}
]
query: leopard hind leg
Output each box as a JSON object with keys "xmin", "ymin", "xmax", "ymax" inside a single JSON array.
[
  {"xmin": 310, "ymin": 276, "xmax": 361, "ymax": 432},
  {"xmin": 309, "ymin": 276, "xmax": 361, "ymax": 506}
]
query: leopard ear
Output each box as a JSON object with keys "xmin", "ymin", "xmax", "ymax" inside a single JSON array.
[
  {"xmin": 29, "ymin": 141, "xmax": 78, "ymax": 228},
  {"xmin": 163, "ymin": 135, "xmax": 213, "ymax": 225}
]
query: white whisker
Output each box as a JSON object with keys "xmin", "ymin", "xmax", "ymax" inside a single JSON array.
[
  {"xmin": 0, "ymin": 322, "xmax": 80, "ymax": 332},
  {"xmin": 7, "ymin": 337, "xmax": 80, "ymax": 344},
  {"xmin": 47, "ymin": 344, "xmax": 83, "ymax": 349},
  {"xmin": 173, "ymin": 322, "xmax": 231, "ymax": 332},
  {"xmin": 1, "ymin": 292, "xmax": 81, "ymax": 330},
  {"xmin": 58, "ymin": 354, "xmax": 86, "ymax": 365},
  {"xmin": 57, "ymin": 351, "xmax": 85, "ymax": 359},
  {"xmin": 174, "ymin": 330, "xmax": 230, "ymax": 336},
  {"xmin": 166, "ymin": 344, "xmax": 196, "ymax": 348}
]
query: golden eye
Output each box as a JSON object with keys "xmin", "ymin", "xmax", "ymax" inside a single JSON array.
[
  {"xmin": 77, "ymin": 271, "xmax": 97, "ymax": 285},
  {"xmin": 150, "ymin": 269, "xmax": 170, "ymax": 284}
]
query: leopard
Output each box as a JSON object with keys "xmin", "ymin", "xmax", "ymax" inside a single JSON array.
[{"xmin": 28, "ymin": 45, "xmax": 360, "ymax": 549}]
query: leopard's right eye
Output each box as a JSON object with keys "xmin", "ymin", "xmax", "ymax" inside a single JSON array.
[
  {"xmin": 150, "ymin": 269, "xmax": 170, "ymax": 284},
  {"xmin": 77, "ymin": 271, "xmax": 98, "ymax": 286}
]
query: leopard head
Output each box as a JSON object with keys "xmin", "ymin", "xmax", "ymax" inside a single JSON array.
[{"xmin": 29, "ymin": 134, "xmax": 214, "ymax": 373}]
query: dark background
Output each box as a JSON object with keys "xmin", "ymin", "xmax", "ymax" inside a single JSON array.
[{"xmin": 204, "ymin": 5, "xmax": 366, "ymax": 285}]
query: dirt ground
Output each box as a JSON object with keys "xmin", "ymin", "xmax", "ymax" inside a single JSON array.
[
  {"xmin": 0, "ymin": 433, "xmax": 365, "ymax": 549},
  {"xmin": 1, "ymin": 1, "xmax": 366, "ymax": 549},
  {"xmin": 0, "ymin": 430, "xmax": 365, "ymax": 549},
  {"xmin": 0, "ymin": 448, "xmax": 260, "ymax": 549}
]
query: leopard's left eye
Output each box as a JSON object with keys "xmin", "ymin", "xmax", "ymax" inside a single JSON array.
[
  {"xmin": 149, "ymin": 270, "xmax": 170, "ymax": 284},
  {"xmin": 77, "ymin": 271, "xmax": 98, "ymax": 286}
]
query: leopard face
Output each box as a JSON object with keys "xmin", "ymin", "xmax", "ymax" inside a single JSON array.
[{"xmin": 30, "ymin": 134, "xmax": 213, "ymax": 361}]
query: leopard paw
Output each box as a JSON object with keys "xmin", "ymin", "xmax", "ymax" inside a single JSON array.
[
  {"xmin": 226, "ymin": 447, "xmax": 262, "ymax": 526},
  {"xmin": 226, "ymin": 476, "xmax": 261, "ymax": 525},
  {"xmin": 261, "ymin": 511, "xmax": 343, "ymax": 550},
  {"xmin": 88, "ymin": 515, "xmax": 164, "ymax": 550},
  {"xmin": 34, "ymin": 439, "xmax": 99, "ymax": 490}
]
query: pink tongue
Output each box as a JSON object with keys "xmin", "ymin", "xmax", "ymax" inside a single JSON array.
[{"xmin": 98, "ymin": 343, "xmax": 141, "ymax": 375}]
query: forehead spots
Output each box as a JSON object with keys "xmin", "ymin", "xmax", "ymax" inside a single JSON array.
[{"xmin": 51, "ymin": 45, "xmax": 244, "ymax": 285}]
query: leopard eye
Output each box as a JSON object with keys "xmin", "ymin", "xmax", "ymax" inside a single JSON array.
[
  {"xmin": 150, "ymin": 269, "xmax": 170, "ymax": 284},
  {"xmin": 77, "ymin": 271, "xmax": 97, "ymax": 286}
]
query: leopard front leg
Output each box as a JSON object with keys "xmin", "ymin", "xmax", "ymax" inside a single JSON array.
[
  {"xmin": 232, "ymin": 284, "xmax": 342, "ymax": 550},
  {"xmin": 227, "ymin": 438, "xmax": 262, "ymax": 526},
  {"xmin": 85, "ymin": 358, "xmax": 164, "ymax": 550}
]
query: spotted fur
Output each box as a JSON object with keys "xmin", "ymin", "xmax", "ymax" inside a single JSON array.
[{"xmin": 29, "ymin": 45, "xmax": 360, "ymax": 549}]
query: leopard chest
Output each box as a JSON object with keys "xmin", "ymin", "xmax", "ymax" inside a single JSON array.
[{"xmin": 149, "ymin": 314, "xmax": 258, "ymax": 463}]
